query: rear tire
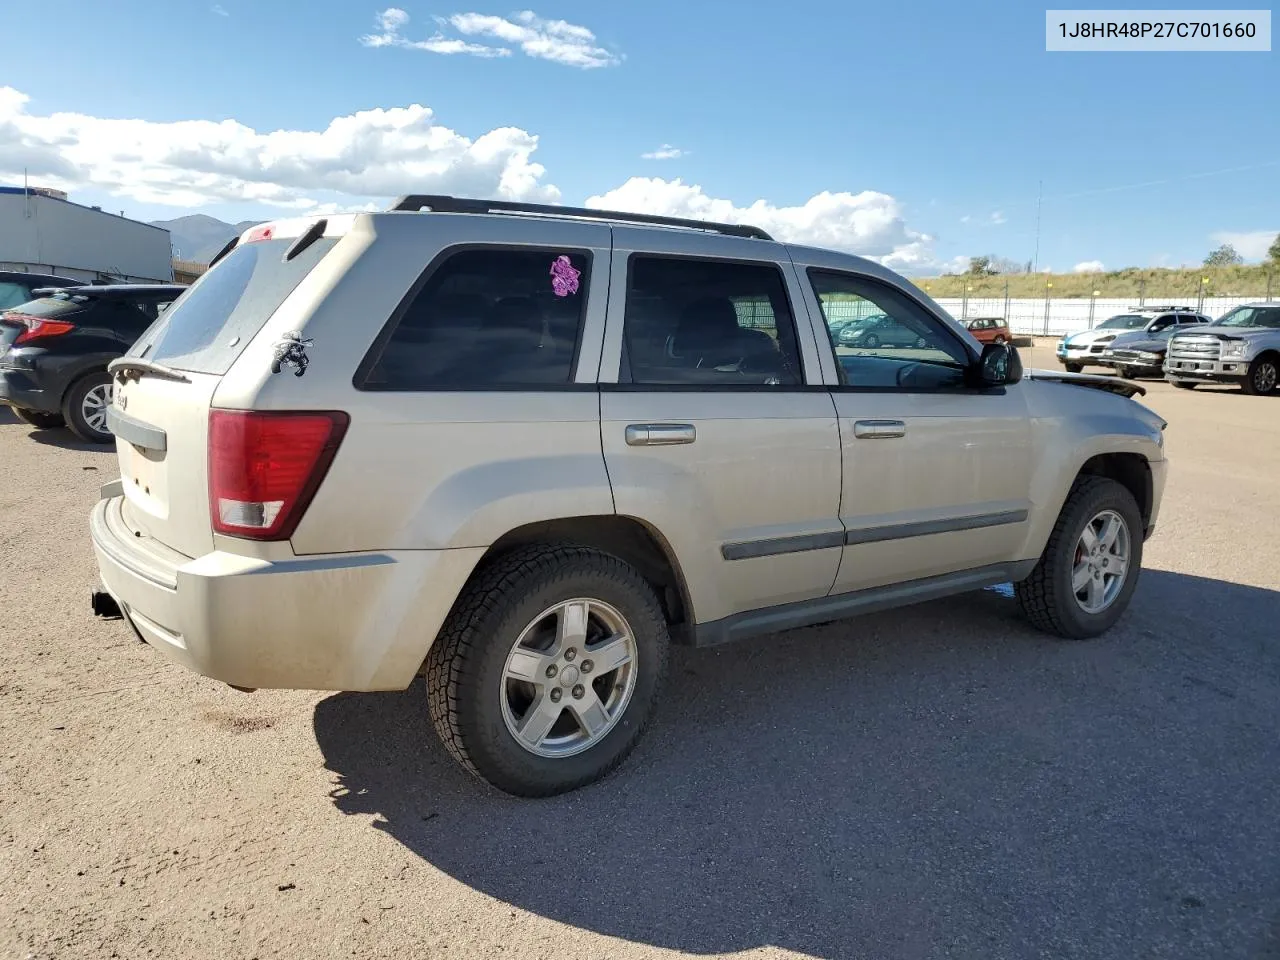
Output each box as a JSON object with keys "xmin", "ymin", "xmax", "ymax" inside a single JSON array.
[
  {"xmin": 1064, "ymin": 362, "xmax": 1084, "ymax": 373},
  {"xmin": 12, "ymin": 408, "xmax": 65, "ymax": 429},
  {"xmin": 1015, "ymin": 476, "xmax": 1143, "ymax": 640},
  {"xmin": 62, "ymin": 371, "xmax": 114, "ymax": 444},
  {"xmin": 426, "ymin": 543, "xmax": 670, "ymax": 797},
  {"xmin": 1241, "ymin": 356, "xmax": 1279, "ymax": 396}
]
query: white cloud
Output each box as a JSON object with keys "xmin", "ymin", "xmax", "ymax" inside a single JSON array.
[
  {"xmin": 360, "ymin": 8, "xmax": 619, "ymax": 67},
  {"xmin": 988, "ymin": 210, "xmax": 1006, "ymax": 225},
  {"xmin": 360, "ymin": 7, "xmax": 508, "ymax": 56},
  {"xmin": 586, "ymin": 177, "xmax": 936, "ymax": 270},
  {"xmin": 211, "ymin": 3, "xmax": 229, "ymax": 15},
  {"xmin": 2, "ymin": 88, "xmax": 946, "ymax": 274},
  {"xmin": 935, "ymin": 255, "xmax": 972, "ymax": 275},
  {"xmin": 959, "ymin": 215, "xmax": 971, "ymax": 224},
  {"xmin": 0, "ymin": 86, "xmax": 558, "ymax": 210},
  {"xmin": 1210, "ymin": 230, "xmax": 1278, "ymax": 261},
  {"xmin": 1072, "ymin": 260, "xmax": 1105, "ymax": 273},
  {"xmin": 641, "ymin": 144, "xmax": 685, "ymax": 160}
]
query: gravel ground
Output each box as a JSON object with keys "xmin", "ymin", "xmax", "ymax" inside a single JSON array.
[{"xmin": 2, "ymin": 367, "xmax": 1278, "ymax": 960}]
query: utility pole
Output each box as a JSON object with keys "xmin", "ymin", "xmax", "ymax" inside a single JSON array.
[{"xmin": 1032, "ymin": 180, "xmax": 1043, "ymax": 274}]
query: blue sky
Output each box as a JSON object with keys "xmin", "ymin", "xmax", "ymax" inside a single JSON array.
[{"xmin": 2, "ymin": 0, "xmax": 1276, "ymax": 273}]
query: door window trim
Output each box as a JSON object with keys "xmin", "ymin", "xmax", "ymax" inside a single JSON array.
[
  {"xmin": 612, "ymin": 250, "xmax": 816, "ymax": 391},
  {"xmin": 805, "ymin": 267, "xmax": 996, "ymax": 394}
]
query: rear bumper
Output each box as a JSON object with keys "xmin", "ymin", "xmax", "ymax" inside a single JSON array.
[
  {"xmin": 0, "ymin": 367, "xmax": 61, "ymax": 413},
  {"xmin": 90, "ymin": 493, "xmax": 486, "ymax": 691}
]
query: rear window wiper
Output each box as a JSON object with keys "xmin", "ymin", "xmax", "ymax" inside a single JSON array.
[{"xmin": 108, "ymin": 357, "xmax": 192, "ymax": 384}]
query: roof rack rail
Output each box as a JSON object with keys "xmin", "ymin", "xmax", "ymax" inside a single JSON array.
[
  {"xmin": 1133, "ymin": 304, "xmax": 1195, "ymax": 312},
  {"xmin": 387, "ymin": 194, "xmax": 774, "ymax": 241}
]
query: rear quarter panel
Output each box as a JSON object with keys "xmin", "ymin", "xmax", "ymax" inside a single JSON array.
[{"xmin": 209, "ymin": 213, "xmax": 617, "ymax": 556}]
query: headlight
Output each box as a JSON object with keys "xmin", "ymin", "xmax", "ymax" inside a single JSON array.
[
  {"xmin": 1138, "ymin": 351, "xmax": 1161, "ymax": 361},
  {"xmin": 1220, "ymin": 339, "xmax": 1249, "ymax": 359}
]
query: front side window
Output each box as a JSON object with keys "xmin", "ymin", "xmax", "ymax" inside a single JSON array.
[
  {"xmin": 362, "ymin": 247, "xmax": 591, "ymax": 390},
  {"xmin": 622, "ymin": 256, "xmax": 803, "ymax": 386},
  {"xmin": 810, "ymin": 270, "xmax": 970, "ymax": 389}
]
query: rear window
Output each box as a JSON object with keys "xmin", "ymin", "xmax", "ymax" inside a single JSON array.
[
  {"xmin": 3, "ymin": 296, "xmax": 87, "ymax": 319},
  {"xmin": 128, "ymin": 237, "xmax": 337, "ymax": 374},
  {"xmin": 0, "ymin": 282, "xmax": 37, "ymax": 311}
]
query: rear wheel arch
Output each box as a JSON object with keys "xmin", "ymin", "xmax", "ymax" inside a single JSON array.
[{"xmin": 475, "ymin": 515, "xmax": 695, "ymax": 643}]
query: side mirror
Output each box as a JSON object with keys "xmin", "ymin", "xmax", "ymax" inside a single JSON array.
[{"xmin": 974, "ymin": 342, "xmax": 1022, "ymax": 386}]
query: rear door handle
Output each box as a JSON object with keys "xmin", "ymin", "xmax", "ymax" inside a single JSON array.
[
  {"xmin": 853, "ymin": 419, "xmax": 906, "ymax": 439},
  {"xmin": 625, "ymin": 423, "xmax": 696, "ymax": 446}
]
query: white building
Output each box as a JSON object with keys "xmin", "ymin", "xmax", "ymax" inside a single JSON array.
[{"xmin": 0, "ymin": 186, "xmax": 173, "ymax": 283}]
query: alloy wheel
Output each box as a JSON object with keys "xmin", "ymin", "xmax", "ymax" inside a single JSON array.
[
  {"xmin": 1071, "ymin": 509, "xmax": 1130, "ymax": 614},
  {"xmin": 500, "ymin": 598, "xmax": 639, "ymax": 759}
]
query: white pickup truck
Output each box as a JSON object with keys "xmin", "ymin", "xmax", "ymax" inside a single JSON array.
[{"xmin": 1165, "ymin": 303, "xmax": 1280, "ymax": 395}]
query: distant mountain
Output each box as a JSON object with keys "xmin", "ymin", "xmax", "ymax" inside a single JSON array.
[{"xmin": 149, "ymin": 214, "xmax": 262, "ymax": 264}]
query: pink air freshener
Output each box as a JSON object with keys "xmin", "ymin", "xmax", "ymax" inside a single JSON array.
[{"xmin": 550, "ymin": 255, "xmax": 581, "ymax": 297}]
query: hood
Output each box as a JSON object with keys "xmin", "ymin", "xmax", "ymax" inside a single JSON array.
[
  {"xmin": 1106, "ymin": 333, "xmax": 1167, "ymax": 352},
  {"xmin": 1064, "ymin": 328, "xmax": 1131, "ymax": 345},
  {"xmin": 1025, "ymin": 367, "xmax": 1146, "ymax": 398},
  {"xmin": 1176, "ymin": 326, "xmax": 1276, "ymax": 342}
]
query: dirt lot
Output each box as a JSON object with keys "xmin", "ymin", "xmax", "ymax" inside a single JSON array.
[{"xmin": 2, "ymin": 362, "xmax": 1278, "ymax": 960}]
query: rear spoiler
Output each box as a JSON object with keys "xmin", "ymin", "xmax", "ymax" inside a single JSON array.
[{"xmin": 210, "ymin": 214, "xmax": 357, "ymax": 268}]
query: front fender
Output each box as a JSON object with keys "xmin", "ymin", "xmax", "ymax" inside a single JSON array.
[{"xmin": 1016, "ymin": 381, "xmax": 1164, "ymax": 561}]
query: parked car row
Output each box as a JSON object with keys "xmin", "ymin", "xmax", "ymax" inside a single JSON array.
[
  {"xmin": 1054, "ymin": 302, "xmax": 1280, "ymax": 395},
  {"xmin": 0, "ymin": 283, "xmax": 187, "ymax": 441}
]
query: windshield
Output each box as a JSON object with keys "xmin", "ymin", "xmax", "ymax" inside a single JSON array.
[
  {"xmin": 1098, "ymin": 314, "xmax": 1148, "ymax": 330},
  {"xmin": 1213, "ymin": 306, "xmax": 1280, "ymax": 329}
]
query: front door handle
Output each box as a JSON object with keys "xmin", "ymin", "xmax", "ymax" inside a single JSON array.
[
  {"xmin": 625, "ymin": 423, "xmax": 696, "ymax": 446},
  {"xmin": 853, "ymin": 419, "xmax": 906, "ymax": 439}
]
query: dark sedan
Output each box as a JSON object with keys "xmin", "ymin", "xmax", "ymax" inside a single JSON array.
[
  {"xmin": 1099, "ymin": 328, "xmax": 1183, "ymax": 379},
  {"xmin": 0, "ymin": 284, "xmax": 186, "ymax": 442}
]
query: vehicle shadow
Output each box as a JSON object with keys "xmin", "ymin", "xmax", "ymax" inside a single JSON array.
[
  {"xmin": 314, "ymin": 570, "xmax": 1280, "ymax": 958},
  {"xmin": 26, "ymin": 427, "xmax": 114, "ymax": 453}
]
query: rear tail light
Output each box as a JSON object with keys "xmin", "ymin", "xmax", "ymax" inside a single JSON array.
[
  {"xmin": 208, "ymin": 409, "xmax": 349, "ymax": 541},
  {"xmin": 2, "ymin": 314, "xmax": 77, "ymax": 345}
]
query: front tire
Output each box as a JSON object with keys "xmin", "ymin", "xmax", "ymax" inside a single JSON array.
[
  {"xmin": 1064, "ymin": 362, "xmax": 1084, "ymax": 374},
  {"xmin": 1241, "ymin": 356, "xmax": 1279, "ymax": 396},
  {"xmin": 1171, "ymin": 380, "xmax": 1197, "ymax": 390},
  {"xmin": 426, "ymin": 543, "xmax": 670, "ymax": 797},
  {"xmin": 12, "ymin": 408, "xmax": 65, "ymax": 429},
  {"xmin": 61, "ymin": 372, "xmax": 114, "ymax": 444},
  {"xmin": 1015, "ymin": 476, "xmax": 1143, "ymax": 640}
]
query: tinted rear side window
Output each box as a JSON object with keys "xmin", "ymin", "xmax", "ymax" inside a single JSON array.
[
  {"xmin": 359, "ymin": 247, "xmax": 591, "ymax": 390},
  {"xmin": 128, "ymin": 237, "xmax": 337, "ymax": 375}
]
